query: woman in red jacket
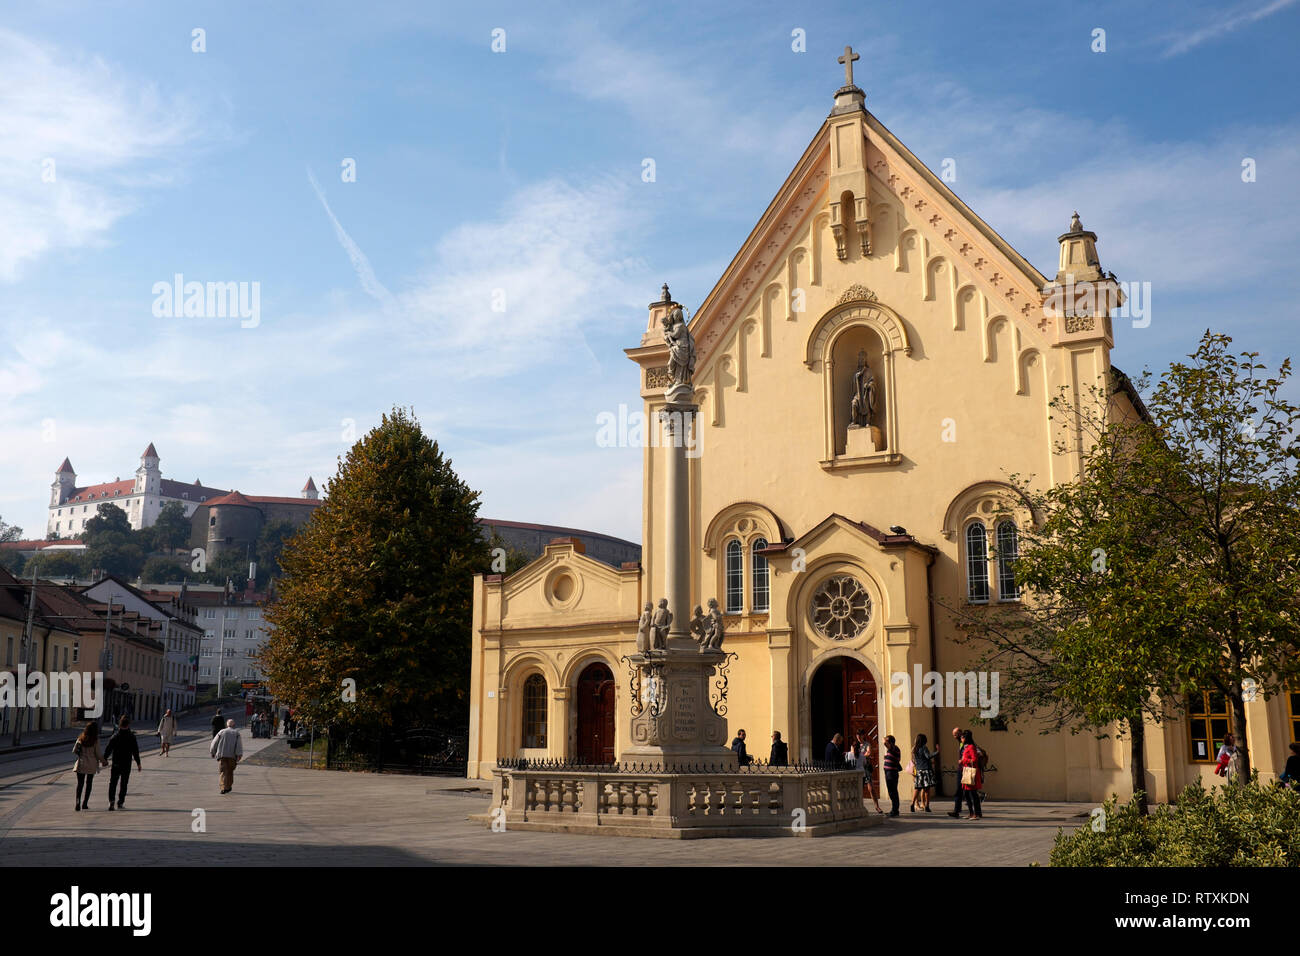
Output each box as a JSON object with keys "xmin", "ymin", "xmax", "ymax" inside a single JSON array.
[{"xmin": 959, "ymin": 729, "xmax": 983, "ymax": 820}]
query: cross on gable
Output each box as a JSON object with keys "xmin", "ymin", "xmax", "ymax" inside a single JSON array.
[{"xmin": 838, "ymin": 45, "xmax": 860, "ymax": 87}]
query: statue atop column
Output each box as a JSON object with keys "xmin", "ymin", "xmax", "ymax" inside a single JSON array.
[
  {"xmin": 651, "ymin": 598, "xmax": 673, "ymax": 650},
  {"xmin": 636, "ymin": 602, "xmax": 654, "ymax": 653},
  {"xmin": 662, "ymin": 306, "xmax": 696, "ymax": 387},
  {"xmin": 850, "ymin": 349, "xmax": 877, "ymax": 428}
]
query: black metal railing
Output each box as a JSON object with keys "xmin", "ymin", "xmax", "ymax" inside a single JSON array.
[{"xmin": 324, "ymin": 726, "xmax": 469, "ymax": 775}]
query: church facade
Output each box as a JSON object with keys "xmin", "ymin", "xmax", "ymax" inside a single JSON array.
[{"xmin": 467, "ymin": 54, "xmax": 1298, "ymax": 802}]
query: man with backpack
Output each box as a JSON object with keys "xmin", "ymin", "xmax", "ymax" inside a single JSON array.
[{"xmin": 103, "ymin": 716, "xmax": 142, "ymax": 810}]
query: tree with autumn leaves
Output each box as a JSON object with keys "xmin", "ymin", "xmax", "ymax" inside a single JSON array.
[{"xmin": 260, "ymin": 407, "xmax": 489, "ymax": 734}]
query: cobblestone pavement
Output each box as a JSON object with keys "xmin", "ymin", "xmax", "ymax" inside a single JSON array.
[{"xmin": 0, "ymin": 731, "xmax": 1090, "ymax": 865}]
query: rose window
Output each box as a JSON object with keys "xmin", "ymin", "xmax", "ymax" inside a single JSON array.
[{"xmin": 810, "ymin": 575, "xmax": 871, "ymax": 640}]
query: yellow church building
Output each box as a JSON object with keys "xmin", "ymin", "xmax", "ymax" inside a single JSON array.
[{"xmin": 467, "ymin": 51, "xmax": 1299, "ymax": 803}]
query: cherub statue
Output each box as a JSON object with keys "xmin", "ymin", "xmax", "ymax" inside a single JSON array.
[{"xmin": 689, "ymin": 604, "xmax": 707, "ymax": 643}]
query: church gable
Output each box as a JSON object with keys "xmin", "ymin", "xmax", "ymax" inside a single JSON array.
[
  {"xmin": 642, "ymin": 52, "xmax": 1116, "ymax": 424},
  {"xmin": 493, "ymin": 538, "xmax": 640, "ymax": 629}
]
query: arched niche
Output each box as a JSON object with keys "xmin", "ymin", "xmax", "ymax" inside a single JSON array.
[{"xmin": 805, "ymin": 297, "xmax": 910, "ymax": 469}]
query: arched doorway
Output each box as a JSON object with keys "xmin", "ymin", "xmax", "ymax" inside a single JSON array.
[
  {"xmin": 575, "ymin": 662, "xmax": 615, "ymax": 764},
  {"xmin": 809, "ymin": 656, "xmax": 879, "ymax": 787}
]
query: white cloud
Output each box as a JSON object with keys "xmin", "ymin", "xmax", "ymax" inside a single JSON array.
[
  {"xmin": 0, "ymin": 29, "xmax": 204, "ymax": 281},
  {"xmin": 1159, "ymin": 0, "xmax": 1299, "ymax": 57},
  {"xmin": 399, "ymin": 177, "xmax": 648, "ymax": 377}
]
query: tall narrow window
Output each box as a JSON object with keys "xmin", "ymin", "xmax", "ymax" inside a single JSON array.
[
  {"xmin": 522, "ymin": 673, "xmax": 548, "ymax": 748},
  {"xmin": 996, "ymin": 520, "xmax": 1020, "ymax": 601},
  {"xmin": 966, "ymin": 522, "xmax": 989, "ymax": 603},
  {"xmin": 725, "ymin": 538, "xmax": 744, "ymax": 612},
  {"xmin": 751, "ymin": 538, "xmax": 770, "ymax": 612}
]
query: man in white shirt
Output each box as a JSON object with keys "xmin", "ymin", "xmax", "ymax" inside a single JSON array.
[{"xmin": 209, "ymin": 719, "xmax": 244, "ymax": 794}]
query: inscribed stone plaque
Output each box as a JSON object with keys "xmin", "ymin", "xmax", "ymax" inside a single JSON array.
[{"xmin": 671, "ymin": 681, "xmax": 698, "ymax": 741}]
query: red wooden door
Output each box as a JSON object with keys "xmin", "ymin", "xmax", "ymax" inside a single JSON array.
[
  {"xmin": 576, "ymin": 663, "xmax": 615, "ymax": 764},
  {"xmin": 844, "ymin": 657, "xmax": 879, "ymax": 789}
]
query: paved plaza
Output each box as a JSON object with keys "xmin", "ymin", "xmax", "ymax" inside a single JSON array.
[{"xmin": 0, "ymin": 723, "xmax": 1092, "ymax": 866}]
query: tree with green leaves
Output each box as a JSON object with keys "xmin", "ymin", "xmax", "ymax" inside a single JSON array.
[
  {"xmin": 0, "ymin": 515, "xmax": 21, "ymax": 544},
  {"xmin": 945, "ymin": 381, "xmax": 1194, "ymax": 814},
  {"xmin": 254, "ymin": 518, "xmax": 300, "ymax": 583},
  {"xmin": 150, "ymin": 501, "xmax": 192, "ymax": 554},
  {"xmin": 261, "ymin": 407, "xmax": 490, "ymax": 734},
  {"xmin": 83, "ymin": 503, "xmax": 145, "ymax": 578},
  {"xmin": 1136, "ymin": 332, "xmax": 1300, "ymax": 778},
  {"xmin": 950, "ymin": 330, "xmax": 1299, "ymax": 806}
]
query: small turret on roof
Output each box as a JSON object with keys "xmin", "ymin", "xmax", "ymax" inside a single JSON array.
[
  {"xmin": 57, "ymin": 458, "xmax": 75, "ymax": 474},
  {"xmin": 141, "ymin": 443, "xmax": 158, "ymax": 459}
]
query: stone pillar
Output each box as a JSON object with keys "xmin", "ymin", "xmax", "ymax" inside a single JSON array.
[{"xmin": 660, "ymin": 392, "xmax": 696, "ymax": 643}]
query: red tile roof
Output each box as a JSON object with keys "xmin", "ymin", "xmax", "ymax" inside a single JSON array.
[
  {"xmin": 244, "ymin": 496, "xmax": 321, "ymax": 507},
  {"xmin": 57, "ymin": 457, "xmax": 75, "ymax": 474},
  {"xmin": 203, "ymin": 490, "xmax": 257, "ymax": 508},
  {"xmin": 141, "ymin": 442, "xmax": 158, "ymax": 459},
  {"xmin": 66, "ymin": 479, "xmax": 134, "ymax": 502},
  {"xmin": 302, "ymin": 477, "xmax": 317, "ymax": 492}
]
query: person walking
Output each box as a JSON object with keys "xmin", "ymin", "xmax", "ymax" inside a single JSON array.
[
  {"xmin": 210, "ymin": 708, "xmax": 224, "ymax": 738},
  {"xmin": 947, "ymin": 726, "xmax": 966, "ymax": 817},
  {"xmin": 909, "ymin": 733, "xmax": 937, "ymax": 812},
  {"xmin": 769, "ymin": 731, "xmax": 789, "ymax": 767},
  {"xmin": 958, "ymin": 729, "xmax": 983, "ymax": 819},
  {"xmin": 156, "ymin": 708, "xmax": 177, "ymax": 756},
  {"xmin": 103, "ymin": 716, "xmax": 142, "ymax": 810},
  {"xmin": 730, "ymin": 729, "xmax": 753, "ymax": 766},
  {"xmin": 210, "ymin": 718, "xmax": 244, "ymax": 794},
  {"xmin": 882, "ymin": 734, "xmax": 902, "ymax": 816},
  {"xmin": 72, "ymin": 720, "xmax": 106, "ymax": 812}
]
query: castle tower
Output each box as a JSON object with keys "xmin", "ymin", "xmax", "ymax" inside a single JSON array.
[
  {"xmin": 302, "ymin": 477, "xmax": 318, "ymax": 500},
  {"xmin": 135, "ymin": 442, "xmax": 161, "ymax": 495},
  {"xmin": 51, "ymin": 458, "xmax": 75, "ymax": 507}
]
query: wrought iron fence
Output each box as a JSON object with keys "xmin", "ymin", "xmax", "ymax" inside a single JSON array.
[{"xmin": 324, "ymin": 726, "xmax": 469, "ymax": 775}]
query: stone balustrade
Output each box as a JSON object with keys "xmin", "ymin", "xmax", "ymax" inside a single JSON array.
[{"xmin": 488, "ymin": 763, "xmax": 874, "ymax": 838}]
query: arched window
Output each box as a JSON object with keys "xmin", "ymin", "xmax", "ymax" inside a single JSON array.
[
  {"xmin": 996, "ymin": 520, "xmax": 1020, "ymax": 601},
  {"xmin": 725, "ymin": 539, "xmax": 744, "ymax": 612},
  {"xmin": 965, "ymin": 523, "xmax": 989, "ymax": 604},
  {"xmin": 751, "ymin": 538, "xmax": 770, "ymax": 612},
  {"xmin": 522, "ymin": 673, "xmax": 547, "ymax": 748}
]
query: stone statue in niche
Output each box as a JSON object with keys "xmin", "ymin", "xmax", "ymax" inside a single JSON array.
[
  {"xmin": 662, "ymin": 306, "xmax": 696, "ymax": 387},
  {"xmin": 636, "ymin": 602, "xmax": 654, "ymax": 653},
  {"xmin": 689, "ymin": 605, "xmax": 707, "ymax": 643},
  {"xmin": 699, "ymin": 597, "xmax": 725, "ymax": 651},
  {"xmin": 850, "ymin": 349, "xmax": 877, "ymax": 428},
  {"xmin": 651, "ymin": 598, "xmax": 673, "ymax": 650}
]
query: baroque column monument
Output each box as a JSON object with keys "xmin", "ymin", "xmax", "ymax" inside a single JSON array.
[{"xmin": 623, "ymin": 290, "xmax": 735, "ymax": 767}]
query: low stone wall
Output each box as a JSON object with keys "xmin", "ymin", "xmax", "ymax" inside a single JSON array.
[{"xmin": 486, "ymin": 764, "xmax": 876, "ymax": 838}]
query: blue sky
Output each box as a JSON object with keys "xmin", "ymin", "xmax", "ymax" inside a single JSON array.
[{"xmin": 3, "ymin": 0, "xmax": 1298, "ymax": 542}]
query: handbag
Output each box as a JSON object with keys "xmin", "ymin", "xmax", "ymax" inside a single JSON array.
[
  {"xmin": 961, "ymin": 765, "xmax": 978, "ymax": 786},
  {"xmin": 904, "ymin": 759, "xmax": 915, "ymax": 775}
]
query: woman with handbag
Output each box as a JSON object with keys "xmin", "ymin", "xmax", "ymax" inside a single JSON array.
[
  {"xmin": 910, "ymin": 733, "xmax": 936, "ymax": 812},
  {"xmin": 72, "ymin": 720, "xmax": 106, "ymax": 812},
  {"xmin": 958, "ymin": 729, "xmax": 983, "ymax": 820}
]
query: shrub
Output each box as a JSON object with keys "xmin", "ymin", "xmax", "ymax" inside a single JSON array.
[{"xmin": 1052, "ymin": 774, "xmax": 1300, "ymax": 866}]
